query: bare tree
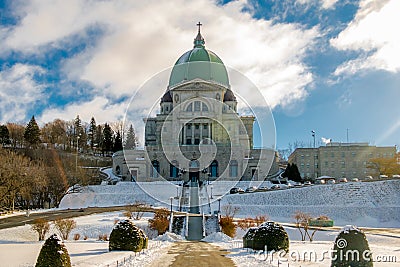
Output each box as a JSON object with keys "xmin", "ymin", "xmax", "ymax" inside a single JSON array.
[
  {"xmin": 222, "ymin": 204, "xmax": 239, "ymax": 218},
  {"xmin": 31, "ymin": 218, "xmax": 50, "ymax": 241},
  {"xmin": 6, "ymin": 123, "xmax": 25, "ymax": 148},
  {"xmin": 293, "ymin": 211, "xmax": 321, "ymax": 242},
  {"xmin": 54, "ymin": 218, "xmax": 76, "ymax": 240}
]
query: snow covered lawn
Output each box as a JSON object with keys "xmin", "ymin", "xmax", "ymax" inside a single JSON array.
[
  {"xmin": 0, "ymin": 211, "xmax": 173, "ymax": 267},
  {"xmin": 206, "ymin": 227, "xmax": 400, "ymax": 267}
]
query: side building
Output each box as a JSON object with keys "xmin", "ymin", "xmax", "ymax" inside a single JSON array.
[{"xmin": 288, "ymin": 142, "xmax": 396, "ymax": 180}]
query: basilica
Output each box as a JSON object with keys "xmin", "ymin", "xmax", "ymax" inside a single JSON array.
[{"xmin": 113, "ymin": 25, "xmax": 278, "ymax": 183}]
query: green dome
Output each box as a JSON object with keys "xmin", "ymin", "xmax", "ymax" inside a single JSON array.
[{"xmin": 168, "ymin": 28, "xmax": 229, "ymax": 88}]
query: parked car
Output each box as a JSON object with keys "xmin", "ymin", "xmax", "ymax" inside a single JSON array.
[
  {"xmin": 257, "ymin": 186, "xmax": 270, "ymax": 191},
  {"xmin": 270, "ymin": 184, "xmax": 281, "ymax": 190},
  {"xmin": 393, "ymin": 174, "xmax": 400, "ymax": 178},
  {"xmin": 327, "ymin": 179, "xmax": 336, "ymax": 184},
  {"xmin": 304, "ymin": 181, "xmax": 312, "ymax": 186},
  {"xmin": 339, "ymin": 178, "xmax": 348, "ymax": 183},
  {"xmin": 293, "ymin": 182, "xmax": 303, "ymax": 187},
  {"xmin": 351, "ymin": 178, "xmax": 359, "ymax": 182},
  {"xmin": 245, "ymin": 186, "xmax": 257, "ymax": 193},
  {"xmin": 230, "ymin": 187, "xmax": 244, "ymax": 194}
]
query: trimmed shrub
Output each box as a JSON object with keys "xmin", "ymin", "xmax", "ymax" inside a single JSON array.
[
  {"xmin": 109, "ymin": 220, "xmax": 147, "ymax": 252},
  {"xmin": 243, "ymin": 221, "xmax": 289, "ymax": 252},
  {"xmin": 35, "ymin": 234, "xmax": 71, "ymax": 267},
  {"xmin": 331, "ymin": 225, "xmax": 373, "ymax": 267}
]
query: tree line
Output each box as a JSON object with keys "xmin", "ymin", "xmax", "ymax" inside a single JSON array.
[
  {"xmin": 0, "ymin": 115, "xmax": 138, "ymax": 154},
  {"xmin": 0, "ymin": 115, "xmax": 139, "ymax": 211}
]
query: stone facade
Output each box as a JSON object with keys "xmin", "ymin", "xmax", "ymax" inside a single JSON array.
[
  {"xmin": 112, "ymin": 29, "xmax": 278, "ymax": 182},
  {"xmin": 288, "ymin": 142, "xmax": 396, "ymax": 180}
]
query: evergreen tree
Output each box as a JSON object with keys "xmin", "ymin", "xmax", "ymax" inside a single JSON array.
[
  {"xmin": 95, "ymin": 125, "xmax": 103, "ymax": 154},
  {"xmin": 72, "ymin": 115, "xmax": 88, "ymax": 152},
  {"xmin": 88, "ymin": 117, "xmax": 97, "ymax": 151},
  {"xmin": 124, "ymin": 124, "xmax": 137, "ymax": 149},
  {"xmin": 102, "ymin": 123, "xmax": 113, "ymax": 155},
  {"xmin": 24, "ymin": 116, "xmax": 41, "ymax": 148},
  {"xmin": 113, "ymin": 130, "xmax": 123, "ymax": 152},
  {"xmin": 35, "ymin": 234, "xmax": 71, "ymax": 267},
  {"xmin": 282, "ymin": 163, "xmax": 302, "ymax": 182},
  {"xmin": 0, "ymin": 125, "xmax": 10, "ymax": 146},
  {"xmin": 291, "ymin": 163, "xmax": 302, "ymax": 182}
]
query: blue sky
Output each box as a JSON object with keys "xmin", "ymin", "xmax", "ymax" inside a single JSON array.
[{"xmin": 0, "ymin": 0, "xmax": 399, "ymax": 151}]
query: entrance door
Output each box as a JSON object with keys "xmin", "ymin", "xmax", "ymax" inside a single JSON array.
[
  {"xmin": 130, "ymin": 169, "xmax": 137, "ymax": 182},
  {"xmin": 189, "ymin": 171, "xmax": 199, "ymax": 182}
]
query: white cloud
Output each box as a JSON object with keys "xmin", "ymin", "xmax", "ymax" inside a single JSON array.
[
  {"xmin": 296, "ymin": 0, "xmax": 338, "ymax": 10},
  {"xmin": 2, "ymin": 0, "xmax": 319, "ymax": 123},
  {"xmin": 38, "ymin": 96, "xmax": 127, "ymax": 125},
  {"xmin": 0, "ymin": 64, "xmax": 45, "ymax": 123},
  {"xmin": 331, "ymin": 0, "xmax": 400, "ymax": 75}
]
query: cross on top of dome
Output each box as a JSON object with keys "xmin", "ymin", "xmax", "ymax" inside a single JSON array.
[{"xmin": 194, "ymin": 22, "xmax": 205, "ymax": 48}]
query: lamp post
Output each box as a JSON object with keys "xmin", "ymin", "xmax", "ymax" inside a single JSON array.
[
  {"xmin": 217, "ymin": 198, "xmax": 221, "ymax": 214},
  {"xmin": 210, "ymin": 185, "xmax": 214, "ymax": 199},
  {"xmin": 311, "ymin": 130, "xmax": 316, "ymax": 179},
  {"xmin": 202, "ymin": 168, "xmax": 208, "ymax": 184},
  {"xmin": 311, "ymin": 130, "xmax": 315, "ymax": 148},
  {"xmin": 73, "ymin": 135, "xmax": 80, "ymax": 193},
  {"xmin": 169, "ymin": 197, "xmax": 174, "ymax": 214}
]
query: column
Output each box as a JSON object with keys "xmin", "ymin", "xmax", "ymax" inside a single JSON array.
[{"xmin": 191, "ymin": 123, "xmax": 195, "ymax": 144}]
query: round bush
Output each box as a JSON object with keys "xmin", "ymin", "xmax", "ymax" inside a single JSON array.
[
  {"xmin": 243, "ymin": 221, "xmax": 289, "ymax": 252},
  {"xmin": 35, "ymin": 234, "xmax": 71, "ymax": 267},
  {"xmin": 331, "ymin": 225, "xmax": 373, "ymax": 267},
  {"xmin": 109, "ymin": 220, "xmax": 147, "ymax": 252}
]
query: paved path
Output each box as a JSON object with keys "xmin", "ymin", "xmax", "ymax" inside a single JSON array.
[{"xmin": 149, "ymin": 241, "xmax": 236, "ymax": 267}]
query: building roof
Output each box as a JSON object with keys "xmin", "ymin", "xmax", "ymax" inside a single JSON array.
[
  {"xmin": 168, "ymin": 24, "xmax": 229, "ymax": 89},
  {"xmin": 223, "ymin": 89, "xmax": 236, "ymax": 102},
  {"xmin": 160, "ymin": 90, "xmax": 172, "ymax": 103}
]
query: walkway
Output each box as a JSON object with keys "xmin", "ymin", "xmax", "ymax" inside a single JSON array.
[{"xmin": 149, "ymin": 241, "xmax": 236, "ymax": 267}]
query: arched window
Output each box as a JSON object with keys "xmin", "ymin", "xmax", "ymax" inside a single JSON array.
[
  {"xmin": 186, "ymin": 101, "xmax": 208, "ymax": 112},
  {"xmin": 151, "ymin": 160, "xmax": 160, "ymax": 178},
  {"xmin": 186, "ymin": 103, "xmax": 193, "ymax": 112},
  {"xmin": 170, "ymin": 160, "xmax": 179, "ymax": 178},
  {"xmin": 210, "ymin": 160, "xmax": 218, "ymax": 177},
  {"xmin": 229, "ymin": 160, "xmax": 238, "ymax": 177},
  {"xmin": 194, "ymin": 101, "xmax": 201, "ymax": 111}
]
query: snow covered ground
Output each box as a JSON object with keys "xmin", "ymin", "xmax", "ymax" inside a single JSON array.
[
  {"xmin": 0, "ymin": 212, "xmax": 173, "ymax": 267},
  {"xmin": 212, "ymin": 179, "xmax": 400, "ymax": 227},
  {"xmin": 60, "ymin": 178, "xmax": 400, "ymax": 227},
  {"xmin": 0, "ymin": 210, "xmax": 399, "ymax": 266},
  {"xmin": 2, "ymin": 177, "xmax": 399, "ymax": 266},
  {"xmin": 204, "ymin": 227, "xmax": 400, "ymax": 267}
]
